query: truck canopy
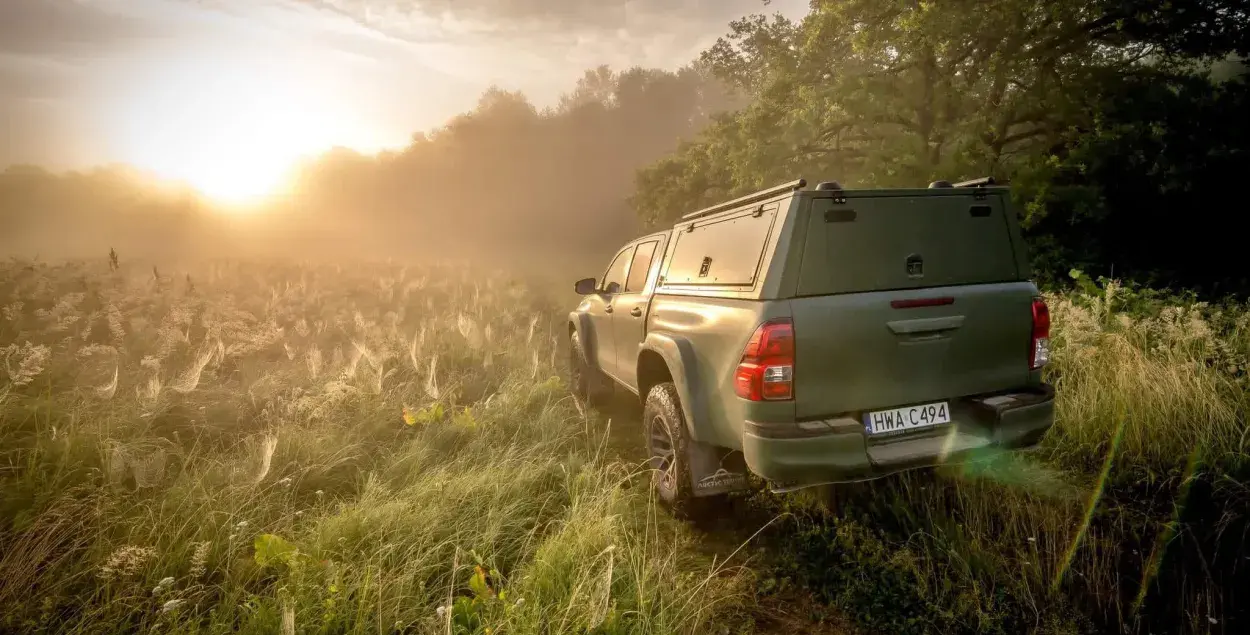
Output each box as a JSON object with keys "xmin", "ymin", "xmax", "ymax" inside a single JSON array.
[{"xmin": 795, "ymin": 191, "xmax": 1023, "ymax": 296}]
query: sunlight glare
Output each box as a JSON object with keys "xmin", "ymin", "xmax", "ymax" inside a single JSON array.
[{"xmin": 109, "ymin": 50, "xmax": 387, "ymax": 205}]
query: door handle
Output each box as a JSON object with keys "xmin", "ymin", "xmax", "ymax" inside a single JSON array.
[
  {"xmin": 604, "ymin": 305, "xmax": 614, "ymax": 314},
  {"xmin": 887, "ymin": 315, "xmax": 965, "ymax": 334},
  {"xmin": 630, "ymin": 307, "xmax": 643, "ymax": 317}
]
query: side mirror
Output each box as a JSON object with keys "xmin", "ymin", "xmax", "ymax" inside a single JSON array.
[{"xmin": 574, "ymin": 277, "xmax": 598, "ymax": 295}]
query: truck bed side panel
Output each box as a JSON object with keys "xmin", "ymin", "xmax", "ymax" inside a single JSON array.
[{"xmin": 646, "ymin": 295, "xmax": 793, "ymax": 448}]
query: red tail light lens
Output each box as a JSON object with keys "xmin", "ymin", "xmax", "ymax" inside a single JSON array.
[
  {"xmin": 734, "ymin": 319, "xmax": 794, "ymax": 401},
  {"xmin": 1030, "ymin": 298, "xmax": 1050, "ymax": 370}
]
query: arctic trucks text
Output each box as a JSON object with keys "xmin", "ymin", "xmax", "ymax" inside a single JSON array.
[{"xmin": 568, "ymin": 178, "xmax": 1056, "ymax": 513}]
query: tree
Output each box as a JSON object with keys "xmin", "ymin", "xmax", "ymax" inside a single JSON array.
[{"xmin": 632, "ymin": 0, "xmax": 1250, "ymax": 294}]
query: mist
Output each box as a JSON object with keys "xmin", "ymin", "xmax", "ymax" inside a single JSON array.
[{"xmin": 0, "ymin": 64, "xmax": 741, "ymax": 276}]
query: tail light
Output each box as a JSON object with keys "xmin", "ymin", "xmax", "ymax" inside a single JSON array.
[
  {"xmin": 734, "ymin": 319, "xmax": 794, "ymax": 401},
  {"xmin": 1030, "ymin": 297, "xmax": 1050, "ymax": 370}
]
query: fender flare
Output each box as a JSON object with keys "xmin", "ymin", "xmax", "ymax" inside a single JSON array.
[
  {"xmin": 641, "ymin": 332, "xmax": 713, "ymax": 442},
  {"xmin": 568, "ymin": 312, "xmax": 600, "ymax": 368}
]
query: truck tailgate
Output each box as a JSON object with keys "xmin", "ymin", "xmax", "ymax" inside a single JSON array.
[{"xmin": 789, "ymin": 282, "xmax": 1035, "ymax": 419}]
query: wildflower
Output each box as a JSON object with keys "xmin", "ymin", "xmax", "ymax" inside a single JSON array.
[
  {"xmin": 253, "ymin": 434, "xmax": 279, "ymax": 484},
  {"xmin": 99, "ymin": 545, "xmax": 157, "ymax": 581},
  {"xmin": 515, "ymin": 598, "xmax": 525, "ymax": 608},
  {"xmin": 2, "ymin": 301, "xmax": 23, "ymax": 322},
  {"xmin": 190, "ymin": 541, "xmax": 211, "ymax": 579},
  {"xmin": 152, "ymin": 577, "xmax": 175, "ymax": 595},
  {"xmin": 2, "ymin": 342, "xmax": 51, "ymax": 386},
  {"xmin": 402, "ymin": 406, "xmax": 417, "ymax": 426},
  {"xmin": 278, "ymin": 476, "xmax": 293, "ymax": 486},
  {"xmin": 294, "ymin": 510, "xmax": 304, "ymax": 517},
  {"xmin": 315, "ymin": 490, "xmax": 324, "ymax": 497},
  {"xmin": 161, "ymin": 599, "xmax": 185, "ymax": 613},
  {"xmin": 436, "ymin": 606, "xmax": 447, "ymax": 619},
  {"xmin": 1209, "ymin": 617, "xmax": 1219, "ymax": 625},
  {"xmin": 1027, "ymin": 537, "xmax": 1036, "ymax": 543},
  {"xmin": 236, "ymin": 520, "xmax": 249, "ymax": 529}
]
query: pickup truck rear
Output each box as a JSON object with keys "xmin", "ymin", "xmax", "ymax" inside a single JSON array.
[{"xmin": 568, "ymin": 178, "xmax": 1055, "ymax": 515}]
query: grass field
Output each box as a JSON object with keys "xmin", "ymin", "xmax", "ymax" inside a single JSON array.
[
  {"xmin": 2, "ymin": 260, "xmax": 1248, "ymax": 634},
  {"xmin": 0, "ymin": 260, "xmax": 764, "ymax": 634}
]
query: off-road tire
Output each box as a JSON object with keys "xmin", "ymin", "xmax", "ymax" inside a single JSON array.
[
  {"xmin": 569, "ymin": 331, "xmax": 612, "ymax": 406},
  {"xmin": 643, "ymin": 382, "xmax": 727, "ymax": 519}
]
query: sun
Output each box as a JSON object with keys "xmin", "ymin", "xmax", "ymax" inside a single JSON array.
[{"xmin": 108, "ymin": 49, "xmax": 384, "ymax": 206}]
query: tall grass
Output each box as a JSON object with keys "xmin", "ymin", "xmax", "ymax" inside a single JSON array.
[
  {"xmin": 6, "ymin": 260, "xmax": 1248, "ymax": 634},
  {"xmin": 0, "ymin": 260, "xmax": 751, "ymax": 634}
]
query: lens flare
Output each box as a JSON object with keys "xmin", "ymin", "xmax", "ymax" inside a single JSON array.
[
  {"xmin": 1053, "ymin": 412, "xmax": 1128, "ymax": 591},
  {"xmin": 1131, "ymin": 445, "xmax": 1205, "ymax": 615}
]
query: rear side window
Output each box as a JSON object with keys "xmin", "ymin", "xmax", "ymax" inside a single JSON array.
[
  {"xmin": 796, "ymin": 194, "xmax": 1019, "ymax": 295},
  {"xmin": 624, "ymin": 241, "xmax": 658, "ymax": 293},
  {"xmin": 663, "ymin": 204, "xmax": 778, "ymax": 286},
  {"xmin": 601, "ymin": 249, "xmax": 630, "ymax": 293}
]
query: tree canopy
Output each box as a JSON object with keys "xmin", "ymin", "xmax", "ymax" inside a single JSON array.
[{"xmin": 631, "ymin": 0, "xmax": 1250, "ymax": 294}]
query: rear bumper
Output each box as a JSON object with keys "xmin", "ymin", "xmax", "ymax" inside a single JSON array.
[{"xmin": 742, "ymin": 384, "xmax": 1055, "ymax": 485}]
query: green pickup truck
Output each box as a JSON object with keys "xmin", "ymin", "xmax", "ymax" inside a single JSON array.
[{"xmin": 568, "ymin": 178, "xmax": 1055, "ymax": 514}]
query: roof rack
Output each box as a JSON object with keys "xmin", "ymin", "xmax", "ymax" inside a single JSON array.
[
  {"xmin": 680, "ymin": 178, "xmax": 807, "ymax": 221},
  {"xmin": 953, "ymin": 177, "xmax": 996, "ymax": 188}
]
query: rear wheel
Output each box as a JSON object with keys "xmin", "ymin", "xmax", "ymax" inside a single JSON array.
[
  {"xmin": 644, "ymin": 382, "xmax": 726, "ymax": 518},
  {"xmin": 569, "ymin": 331, "xmax": 611, "ymax": 406}
]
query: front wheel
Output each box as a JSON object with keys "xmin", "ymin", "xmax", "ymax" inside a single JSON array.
[
  {"xmin": 569, "ymin": 331, "xmax": 612, "ymax": 406},
  {"xmin": 643, "ymin": 382, "xmax": 727, "ymax": 519}
]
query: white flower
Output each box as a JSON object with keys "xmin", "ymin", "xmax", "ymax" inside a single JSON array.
[
  {"xmin": 236, "ymin": 520, "xmax": 248, "ymax": 529},
  {"xmin": 161, "ymin": 599, "xmax": 185, "ymax": 613},
  {"xmin": 294, "ymin": 510, "xmax": 304, "ymax": 517},
  {"xmin": 315, "ymin": 490, "xmax": 324, "ymax": 497},
  {"xmin": 1027, "ymin": 537, "xmax": 1036, "ymax": 543},
  {"xmin": 2, "ymin": 342, "xmax": 51, "ymax": 386},
  {"xmin": 514, "ymin": 598, "xmax": 525, "ymax": 607},
  {"xmin": 278, "ymin": 477, "xmax": 292, "ymax": 486},
  {"xmin": 435, "ymin": 606, "xmax": 447, "ymax": 619},
  {"xmin": 1209, "ymin": 617, "xmax": 1218, "ymax": 625}
]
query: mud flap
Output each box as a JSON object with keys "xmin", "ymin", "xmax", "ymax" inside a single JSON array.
[{"xmin": 686, "ymin": 439, "xmax": 749, "ymax": 497}]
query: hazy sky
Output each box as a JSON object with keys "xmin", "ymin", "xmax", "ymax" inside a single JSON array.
[{"xmin": 1, "ymin": 0, "xmax": 806, "ymax": 194}]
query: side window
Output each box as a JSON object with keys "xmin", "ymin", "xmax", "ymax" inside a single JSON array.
[
  {"xmin": 624, "ymin": 241, "xmax": 658, "ymax": 293},
  {"xmin": 600, "ymin": 249, "xmax": 631, "ymax": 294}
]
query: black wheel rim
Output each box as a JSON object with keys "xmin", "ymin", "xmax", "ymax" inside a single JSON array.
[{"xmin": 648, "ymin": 414, "xmax": 676, "ymax": 492}]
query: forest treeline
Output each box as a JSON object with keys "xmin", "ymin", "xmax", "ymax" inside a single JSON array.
[
  {"xmin": 635, "ymin": 0, "xmax": 1250, "ymax": 295},
  {"xmin": 3, "ymin": 0, "xmax": 1249, "ymax": 294},
  {"xmin": 0, "ymin": 65, "xmax": 740, "ymax": 272}
]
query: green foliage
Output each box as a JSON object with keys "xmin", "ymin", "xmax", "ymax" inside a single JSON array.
[
  {"xmin": 252, "ymin": 534, "xmax": 298, "ymax": 569},
  {"xmin": 634, "ymin": 0, "xmax": 1250, "ymax": 295},
  {"xmin": 403, "ymin": 401, "xmax": 445, "ymax": 426}
]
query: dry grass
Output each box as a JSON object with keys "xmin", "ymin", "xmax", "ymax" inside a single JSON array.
[{"xmin": 0, "ymin": 259, "xmax": 753, "ymax": 634}]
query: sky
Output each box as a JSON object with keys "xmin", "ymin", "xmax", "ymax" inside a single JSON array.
[{"xmin": 0, "ymin": 0, "xmax": 807, "ymax": 199}]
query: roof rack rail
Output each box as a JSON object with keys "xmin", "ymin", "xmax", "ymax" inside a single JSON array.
[
  {"xmin": 953, "ymin": 177, "xmax": 996, "ymax": 188},
  {"xmin": 680, "ymin": 178, "xmax": 807, "ymax": 221}
]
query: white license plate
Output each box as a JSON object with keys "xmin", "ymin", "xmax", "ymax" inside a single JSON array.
[{"xmin": 864, "ymin": 401, "xmax": 951, "ymax": 435}]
